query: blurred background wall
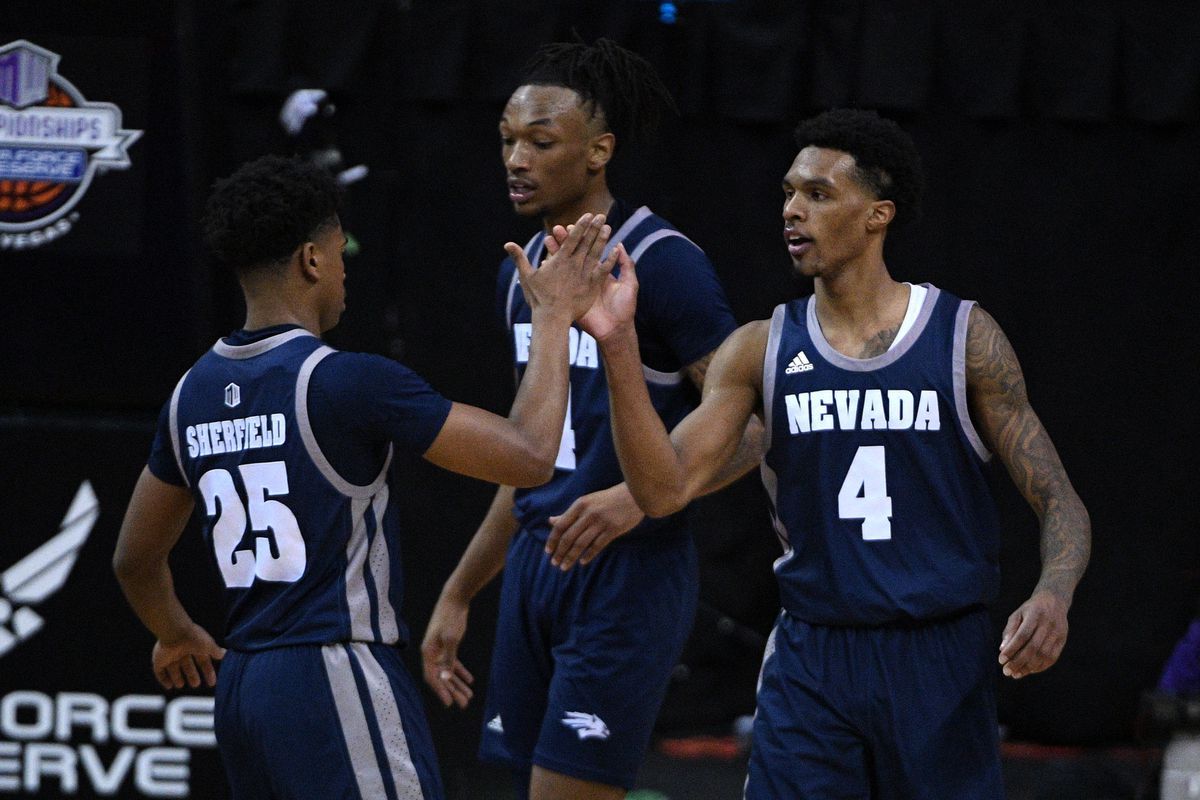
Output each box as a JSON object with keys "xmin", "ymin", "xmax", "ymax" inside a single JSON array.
[{"xmin": 2, "ymin": 1, "xmax": 1199, "ymax": 797}]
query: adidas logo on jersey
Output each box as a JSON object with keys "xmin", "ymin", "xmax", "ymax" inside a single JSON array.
[
  {"xmin": 561, "ymin": 712, "xmax": 610, "ymax": 741},
  {"xmin": 487, "ymin": 715, "xmax": 504, "ymax": 734},
  {"xmin": 785, "ymin": 351, "xmax": 814, "ymax": 374}
]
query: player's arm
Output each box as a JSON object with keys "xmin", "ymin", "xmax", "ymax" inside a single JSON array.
[
  {"xmin": 423, "ymin": 214, "xmax": 616, "ymax": 487},
  {"xmin": 421, "ymin": 484, "xmax": 517, "ymax": 708},
  {"xmin": 545, "ymin": 347, "xmax": 765, "ymax": 570},
  {"xmin": 600, "ymin": 315, "xmax": 767, "ymax": 519},
  {"xmin": 965, "ymin": 306, "xmax": 1091, "ymax": 679},
  {"xmin": 113, "ymin": 467, "xmax": 225, "ymax": 689}
]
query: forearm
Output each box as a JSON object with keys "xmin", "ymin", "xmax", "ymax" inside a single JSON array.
[
  {"xmin": 1033, "ymin": 490, "xmax": 1091, "ymax": 605},
  {"xmin": 600, "ymin": 328, "xmax": 689, "ymax": 517},
  {"xmin": 114, "ymin": 559, "xmax": 196, "ymax": 644},
  {"xmin": 507, "ymin": 307, "xmax": 574, "ymax": 472},
  {"xmin": 441, "ymin": 485, "xmax": 520, "ymax": 603},
  {"xmin": 692, "ymin": 415, "xmax": 765, "ymax": 498}
]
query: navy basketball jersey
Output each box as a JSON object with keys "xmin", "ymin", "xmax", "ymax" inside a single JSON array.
[
  {"xmin": 161, "ymin": 329, "xmax": 434, "ymax": 650},
  {"xmin": 497, "ymin": 201, "xmax": 736, "ymax": 540},
  {"xmin": 760, "ymin": 285, "xmax": 1001, "ymax": 625}
]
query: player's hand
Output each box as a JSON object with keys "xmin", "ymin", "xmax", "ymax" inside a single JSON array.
[
  {"xmin": 546, "ymin": 484, "xmax": 645, "ymax": 571},
  {"xmin": 577, "ymin": 242, "xmax": 637, "ymax": 342},
  {"xmin": 152, "ymin": 623, "xmax": 225, "ymax": 690},
  {"xmin": 998, "ymin": 590, "xmax": 1069, "ymax": 679},
  {"xmin": 507, "ymin": 213, "xmax": 619, "ymax": 321},
  {"xmin": 420, "ymin": 595, "xmax": 475, "ymax": 709}
]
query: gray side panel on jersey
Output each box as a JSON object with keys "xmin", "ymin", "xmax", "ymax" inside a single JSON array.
[
  {"xmin": 322, "ymin": 644, "xmax": 428, "ymax": 800},
  {"xmin": 351, "ymin": 643, "xmax": 425, "ymax": 799},
  {"xmin": 366, "ymin": 485, "xmax": 400, "ymax": 642},
  {"xmin": 954, "ymin": 300, "xmax": 992, "ymax": 462},
  {"xmin": 295, "ymin": 346, "xmax": 392, "ymax": 498},
  {"xmin": 168, "ymin": 369, "xmax": 192, "ymax": 487},
  {"xmin": 760, "ymin": 305, "xmax": 793, "ymax": 562},
  {"xmin": 212, "ymin": 328, "xmax": 313, "ymax": 359},
  {"xmin": 807, "ymin": 285, "xmax": 942, "ymax": 371}
]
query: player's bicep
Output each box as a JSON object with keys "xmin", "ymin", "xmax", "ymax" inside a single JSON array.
[
  {"xmin": 423, "ymin": 403, "xmax": 548, "ymax": 487},
  {"xmin": 965, "ymin": 307, "xmax": 1070, "ymax": 516},
  {"xmin": 114, "ymin": 467, "xmax": 195, "ymax": 572}
]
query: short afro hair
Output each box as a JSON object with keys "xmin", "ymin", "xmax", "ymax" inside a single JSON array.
[
  {"xmin": 793, "ymin": 109, "xmax": 924, "ymax": 227},
  {"xmin": 202, "ymin": 154, "xmax": 342, "ymax": 273}
]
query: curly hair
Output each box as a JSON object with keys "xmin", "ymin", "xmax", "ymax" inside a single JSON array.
[
  {"xmin": 519, "ymin": 37, "xmax": 677, "ymax": 150},
  {"xmin": 793, "ymin": 109, "xmax": 924, "ymax": 227},
  {"xmin": 202, "ymin": 155, "xmax": 342, "ymax": 272}
]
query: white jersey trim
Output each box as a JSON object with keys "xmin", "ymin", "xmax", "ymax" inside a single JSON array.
[
  {"xmin": 295, "ymin": 346, "xmax": 393, "ymax": 498},
  {"xmin": 212, "ymin": 327, "xmax": 313, "ymax": 359},
  {"xmin": 167, "ymin": 369, "xmax": 192, "ymax": 488},
  {"xmin": 954, "ymin": 301, "xmax": 992, "ymax": 462}
]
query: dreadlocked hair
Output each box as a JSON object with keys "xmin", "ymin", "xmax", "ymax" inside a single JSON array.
[{"xmin": 519, "ymin": 37, "xmax": 677, "ymax": 150}]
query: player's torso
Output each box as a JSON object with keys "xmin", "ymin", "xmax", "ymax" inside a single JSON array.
[
  {"xmin": 170, "ymin": 330, "xmax": 403, "ymax": 650},
  {"xmin": 501, "ymin": 206, "xmax": 700, "ymax": 540},
  {"xmin": 761, "ymin": 285, "xmax": 1001, "ymax": 625}
]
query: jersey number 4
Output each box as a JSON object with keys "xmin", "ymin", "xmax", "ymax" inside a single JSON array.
[
  {"xmin": 838, "ymin": 445, "xmax": 893, "ymax": 540},
  {"xmin": 199, "ymin": 461, "xmax": 307, "ymax": 587}
]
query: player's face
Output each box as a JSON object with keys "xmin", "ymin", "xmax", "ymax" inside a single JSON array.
[
  {"xmin": 781, "ymin": 146, "xmax": 883, "ymax": 278},
  {"xmin": 315, "ymin": 221, "xmax": 347, "ymax": 332},
  {"xmin": 499, "ymin": 85, "xmax": 601, "ymax": 226}
]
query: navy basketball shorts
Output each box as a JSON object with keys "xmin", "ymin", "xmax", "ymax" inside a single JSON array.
[
  {"xmin": 479, "ymin": 528, "xmax": 699, "ymax": 789},
  {"xmin": 215, "ymin": 642, "xmax": 445, "ymax": 800},
  {"xmin": 746, "ymin": 608, "xmax": 1003, "ymax": 800}
]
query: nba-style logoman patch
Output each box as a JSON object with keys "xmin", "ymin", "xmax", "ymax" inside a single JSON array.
[{"xmin": 0, "ymin": 40, "xmax": 142, "ymax": 251}]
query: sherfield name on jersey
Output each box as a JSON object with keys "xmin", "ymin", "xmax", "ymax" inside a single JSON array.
[
  {"xmin": 513, "ymin": 322, "xmax": 599, "ymax": 369},
  {"xmin": 185, "ymin": 412, "xmax": 287, "ymax": 458},
  {"xmin": 783, "ymin": 388, "xmax": 941, "ymax": 434}
]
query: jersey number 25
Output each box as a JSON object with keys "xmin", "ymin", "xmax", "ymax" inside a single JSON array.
[{"xmin": 199, "ymin": 461, "xmax": 307, "ymax": 586}]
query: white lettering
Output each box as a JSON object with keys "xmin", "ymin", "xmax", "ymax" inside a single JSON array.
[
  {"xmin": 185, "ymin": 426, "xmax": 199, "ymax": 458},
  {"xmin": 270, "ymin": 414, "xmax": 286, "ymax": 446},
  {"xmin": 136, "ymin": 748, "xmax": 189, "ymax": 798},
  {"xmin": 2, "ymin": 691, "xmax": 53, "ymax": 740},
  {"xmin": 810, "ymin": 390, "xmax": 834, "ymax": 431},
  {"xmin": 915, "ymin": 390, "xmax": 940, "ymax": 430},
  {"xmin": 209, "ymin": 421, "xmax": 226, "ymax": 454},
  {"xmin": 79, "ymin": 744, "xmax": 135, "ymax": 794},
  {"xmin": 165, "ymin": 698, "xmax": 216, "ymax": 748},
  {"xmin": 785, "ymin": 393, "xmax": 810, "ymax": 434},
  {"xmin": 833, "ymin": 389, "xmax": 860, "ymax": 430},
  {"xmin": 247, "ymin": 415, "xmax": 262, "ymax": 449},
  {"xmin": 887, "ymin": 390, "xmax": 914, "ymax": 430},
  {"xmin": 56, "ymin": 693, "xmax": 108, "ymax": 743},
  {"xmin": 514, "ymin": 322, "xmax": 532, "ymax": 363},
  {"xmin": 112, "ymin": 695, "xmax": 165, "ymax": 746},
  {"xmin": 0, "ymin": 742, "xmax": 19, "ymax": 791},
  {"xmin": 221, "ymin": 421, "xmax": 237, "ymax": 453},
  {"xmin": 233, "ymin": 418, "xmax": 246, "ymax": 451},
  {"xmin": 861, "ymin": 390, "xmax": 887, "ymax": 430},
  {"xmin": 196, "ymin": 423, "xmax": 212, "ymax": 456},
  {"xmin": 575, "ymin": 330, "xmax": 599, "ymax": 368},
  {"xmin": 25, "ymin": 743, "xmax": 77, "ymax": 794}
]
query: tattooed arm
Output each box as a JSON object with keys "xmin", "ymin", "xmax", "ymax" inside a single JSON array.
[{"xmin": 966, "ymin": 306, "xmax": 1091, "ymax": 679}]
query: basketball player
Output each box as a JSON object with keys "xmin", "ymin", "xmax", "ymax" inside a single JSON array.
[
  {"xmin": 112, "ymin": 154, "xmax": 618, "ymax": 800},
  {"xmin": 419, "ymin": 40, "xmax": 756, "ymax": 800},
  {"xmin": 579, "ymin": 109, "xmax": 1092, "ymax": 798}
]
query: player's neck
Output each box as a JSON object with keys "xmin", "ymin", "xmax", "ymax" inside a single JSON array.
[
  {"xmin": 241, "ymin": 296, "xmax": 321, "ymax": 337},
  {"xmin": 813, "ymin": 261, "xmax": 907, "ymax": 333},
  {"xmin": 542, "ymin": 185, "xmax": 615, "ymax": 233}
]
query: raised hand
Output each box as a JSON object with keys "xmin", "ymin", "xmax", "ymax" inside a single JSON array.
[
  {"xmin": 578, "ymin": 242, "xmax": 638, "ymax": 342},
  {"xmin": 420, "ymin": 595, "xmax": 475, "ymax": 709},
  {"xmin": 506, "ymin": 213, "xmax": 620, "ymax": 321}
]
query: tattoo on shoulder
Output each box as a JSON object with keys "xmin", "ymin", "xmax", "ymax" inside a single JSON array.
[
  {"xmin": 966, "ymin": 308, "xmax": 1028, "ymax": 404},
  {"xmin": 858, "ymin": 326, "xmax": 900, "ymax": 359}
]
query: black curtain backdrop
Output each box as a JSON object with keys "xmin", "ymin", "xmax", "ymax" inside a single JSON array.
[{"xmin": 3, "ymin": 2, "xmax": 1199, "ymax": 795}]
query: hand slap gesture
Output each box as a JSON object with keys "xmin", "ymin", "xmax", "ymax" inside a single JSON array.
[{"xmin": 506, "ymin": 213, "xmax": 621, "ymax": 321}]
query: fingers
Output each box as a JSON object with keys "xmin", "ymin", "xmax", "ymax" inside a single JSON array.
[
  {"xmin": 506, "ymin": 242, "xmax": 535, "ymax": 287},
  {"xmin": 544, "ymin": 224, "xmax": 568, "ymax": 255},
  {"xmin": 1000, "ymin": 604, "xmax": 1068, "ymax": 679},
  {"xmin": 616, "ymin": 242, "xmax": 637, "ymax": 285},
  {"xmin": 556, "ymin": 525, "xmax": 601, "ymax": 571},
  {"xmin": 546, "ymin": 503, "xmax": 584, "ymax": 554},
  {"xmin": 555, "ymin": 213, "xmax": 597, "ymax": 256},
  {"xmin": 198, "ymin": 654, "xmax": 219, "ymax": 687},
  {"xmin": 440, "ymin": 661, "xmax": 475, "ymax": 710},
  {"xmin": 598, "ymin": 241, "xmax": 623, "ymax": 278},
  {"xmin": 998, "ymin": 609, "xmax": 1031, "ymax": 669}
]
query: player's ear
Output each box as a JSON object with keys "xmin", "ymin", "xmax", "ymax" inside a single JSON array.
[
  {"xmin": 300, "ymin": 242, "xmax": 320, "ymax": 282},
  {"xmin": 866, "ymin": 199, "xmax": 895, "ymax": 232},
  {"xmin": 588, "ymin": 132, "xmax": 615, "ymax": 172}
]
